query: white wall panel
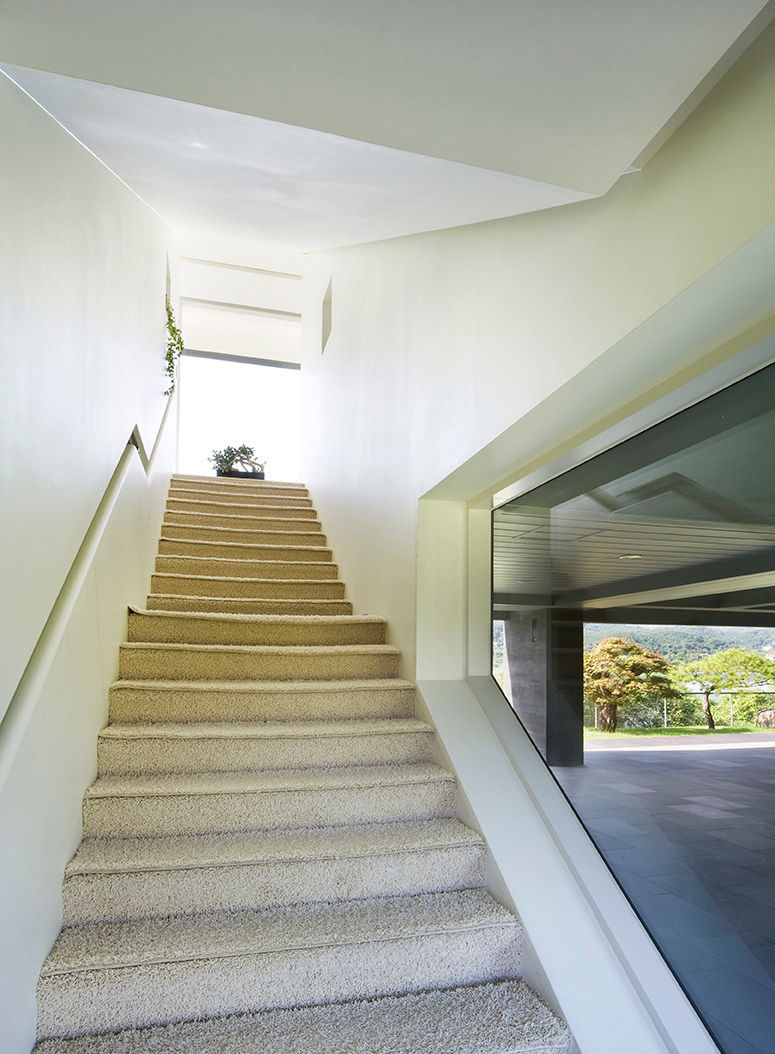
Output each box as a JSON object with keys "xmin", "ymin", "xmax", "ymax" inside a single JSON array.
[{"xmin": 0, "ymin": 73, "xmax": 173, "ymax": 1053}]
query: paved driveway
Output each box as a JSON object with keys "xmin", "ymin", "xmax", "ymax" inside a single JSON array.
[{"xmin": 554, "ymin": 737, "xmax": 775, "ymax": 1054}]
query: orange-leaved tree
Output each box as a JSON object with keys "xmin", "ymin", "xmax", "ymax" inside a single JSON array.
[{"xmin": 584, "ymin": 637, "xmax": 682, "ymax": 733}]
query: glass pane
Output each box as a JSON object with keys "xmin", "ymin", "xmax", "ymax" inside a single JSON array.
[
  {"xmin": 492, "ymin": 362, "xmax": 775, "ymax": 1054},
  {"xmin": 177, "ymin": 356, "xmax": 301, "ymax": 481}
]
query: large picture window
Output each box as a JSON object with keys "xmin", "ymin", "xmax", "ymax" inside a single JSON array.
[{"xmin": 492, "ymin": 362, "xmax": 775, "ymax": 1054}]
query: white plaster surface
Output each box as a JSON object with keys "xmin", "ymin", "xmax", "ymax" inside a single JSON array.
[
  {"xmin": 299, "ymin": 24, "xmax": 775, "ymax": 679},
  {"xmin": 0, "ymin": 1, "xmax": 769, "ymax": 193},
  {"xmin": 0, "ymin": 64, "xmax": 591, "ymax": 252},
  {"xmin": 0, "ymin": 72, "xmax": 175, "ymax": 1053}
]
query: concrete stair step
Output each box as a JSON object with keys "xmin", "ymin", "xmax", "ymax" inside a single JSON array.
[
  {"xmin": 127, "ymin": 608, "xmax": 386, "ymax": 647},
  {"xmin": 97, "ymin": 717, "xmax": 434, "ymax": 774},
  {"xmin": 36, "ymin": 891, "xmax": 520, "ymax": 1040},
  {"xmin": 33, "ymin": 980, "xmax": 572, "ymax": 1054},
  {"xmin": 81, "ymin": 762, "xmax": 457, "ymax": 837},
  {"xmin": 108, "ymin": 678, "xmax": 416, "ymax": 723},
  {"xmin": 145, "ymin": 594, "xmax": 354, "ymax": 615},
  {"xmin": 62, "ymin": 818, "xmax": 483, "ymax": 923},
  {"xmin": 118, "ymin": 642, "xmax": 401, "ymax": 681}
]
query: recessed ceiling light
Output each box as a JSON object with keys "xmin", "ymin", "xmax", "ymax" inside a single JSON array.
[{"xmin": 619, "ymin": 554, "xmax": 642, "ymax": 561}]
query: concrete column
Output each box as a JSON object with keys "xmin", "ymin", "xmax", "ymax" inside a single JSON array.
[{"xmin": 502, "ymin": 608, "xmax": 584, "ymax": 766}]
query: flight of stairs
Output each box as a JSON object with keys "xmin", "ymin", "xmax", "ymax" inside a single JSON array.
[{"xmin": 33, "ymin": 474, "xmax": 573, "ymax": 1053}]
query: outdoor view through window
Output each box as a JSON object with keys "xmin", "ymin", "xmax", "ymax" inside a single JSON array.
[{"xmin": 492, "ymin": 362, "xmax": 775, "ymax": 1054}]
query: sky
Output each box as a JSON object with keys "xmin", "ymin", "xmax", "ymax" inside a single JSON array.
[{"xmin": 177, "ymin": 355, "xmax": 301, "ymax": 481}]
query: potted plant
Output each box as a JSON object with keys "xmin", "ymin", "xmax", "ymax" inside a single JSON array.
[{"xmin": 209, "ymin": 444, "xmax": 266, "ymax": 479}]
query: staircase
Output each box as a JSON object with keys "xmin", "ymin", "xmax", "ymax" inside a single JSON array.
[{"xmin": 33, "ymin": 475, "xmax": 572, "ymax": 1053}]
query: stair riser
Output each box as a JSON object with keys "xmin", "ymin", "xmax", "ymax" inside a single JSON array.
[
  {"xmin": 161, "ymin": 525, "xmax": 326, "ymax": 546},
  {"xmin": 118, "ymin": 647, "xmax": 400, "ymax": 681},
  {"xmin": 97, "ymin": 730, "xmax": 435, "ymax": 775},
  {"xmin": 109, "ymin": 685, "xmax": 415, "ymax": 723},
  {"xmin": 165, "ymin": 511, "xmax": 319, "ymax": 530},
  {"xmin": 62, "ymin": 845, "xmax": 486, "ymax": 925},
  {"xmin": 155, "ymin": 556, "xmax": 339, "ymax": 580},
  {"xmin": 37, "ymin": 925, "xmax": 519, "ymax": 1039},
  {"xmin": 170, "ymin": 483, "xmax": 308, "ymax": 500},
  {"xmin": 82, "ymin": 780, "xmax": 457, "ymax": 837},
  {"xmin": 170, "ymin": 489, "xmax": 310, "ymax": 507},
  {"xmin": 145, "ymin": 595, "xmax": 354, "ymax": 615},
  {"xmin": 167, "ymin": 498, "xmax": 313, "ymax": 515},
  {"xmin": 150, "ymin": 574, "xmax": 345, "ymax": 599},
  {"xmin": 172, "ymin": 475, "xmax": 306, "ymax": 491},
  {"xmin": 127, "ymin": 614, "xmax": 386, "ymax": 647},
  {"xmin": 158, "ymin": 538, "xmax": 332, "ymax": 561},
  {"xmin": 34, "ymin": 981, "xmax": 572, "ymax": 1054}
]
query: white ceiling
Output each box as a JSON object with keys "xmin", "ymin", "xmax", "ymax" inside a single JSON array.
[
  {"xmin": 0, "ymin": 0, "xmax": 769, "ymax": 193},
  {"xmin": 0, "ymin": 65, "xmax": 591, "ymax": 252},
  {"xmin": 1, "ymin": 1, "xmax": 771, "ymax": 252}
]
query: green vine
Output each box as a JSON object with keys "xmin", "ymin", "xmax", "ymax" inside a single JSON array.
[{"xmin": 163, "ymin": 296, "xmax": 184, "ymax": 396}]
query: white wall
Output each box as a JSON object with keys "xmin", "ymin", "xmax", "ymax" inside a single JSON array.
[
  {"xmin": 300, "ymin": 23, "xmax": 775, "ymax": 678},
  {"xmin": 298, "ymin": 28, "xmax": 775, "ymax": 1048},
  {"xmin": 178, "ymin": 239, "xmax": 302, "ymax": 365},
  {"xmin": 0, "ymin": 72, "xmax": 172, "ymax": 713},
  {"xmin": 0, "ymin": 72, "xmax": 175, "ymax": 1052}
]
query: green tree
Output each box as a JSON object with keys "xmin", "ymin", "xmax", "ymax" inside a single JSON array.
[
  {"xmin": 584, "ymin": 638, "xmax": 682, "ymax": 732},
  {"xmin": 672, "ymin": 648, "xmax": 775, "ymax": 730}
]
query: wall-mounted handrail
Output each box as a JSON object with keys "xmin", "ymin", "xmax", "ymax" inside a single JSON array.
[{"xmin": 0, "ymin": 389, "xmax": 176, "ymax": 796}]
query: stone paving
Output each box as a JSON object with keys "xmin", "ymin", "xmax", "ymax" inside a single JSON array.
[{"xmin": 554, "ymin": 735, "xmax": 775, "ymax": 1054}]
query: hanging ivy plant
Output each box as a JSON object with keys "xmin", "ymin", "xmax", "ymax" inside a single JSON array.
[{"xmin": 163, "ymin": 296, "xmax": 184, "ymax": 395}]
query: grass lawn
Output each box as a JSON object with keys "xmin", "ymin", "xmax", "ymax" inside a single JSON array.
[{"xmin": 583, "ymin": 724, "xmax": 768, "ymax": 739}]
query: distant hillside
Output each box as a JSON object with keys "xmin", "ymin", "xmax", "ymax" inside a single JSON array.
[{"xmin": 583, "ymin": 624, "xmax": 775, "ymax": 664}]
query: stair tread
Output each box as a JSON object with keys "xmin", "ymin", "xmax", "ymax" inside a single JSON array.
[
  {"xmin": 111, "ymin": 677, "xmax": 415, "ymax": 692},
  {"xmin": 66, "ymin": 818, "xmax": 481, "ymax": 875},
  {"xmin": 172, "ymin": 475, "xmax": 306, "ymax": 484},
  {"xmin": 120, "ymin": 642, "xmax": 400, "ymax": 655},
  {"xmin": 99, "ymin": 717, "xmax": 431, "ymax": 740},
  {"xmin": 170, "ymin": 486, "xmax": 308, "ymax": 497},
  {"xmin": 158, "ymin": 555, "xmax": 335, "ymax": 567},
  {"xmin": 167, "ymin": 499, "xmax": 313, "ymax": 511},
  {"xmin": 165, "ymin": 511, "xmax": 320, "ymax": 523},
  {"xmin": 129, "ymin": 607, "xmax": 383, "ymax": 626},
  {"xmin": 159, "ymin": 536, "xmax": 330, "ymax": 551},
  {"xmin": 151, "ymin": 571, "xmax": 341, "ymax": 584},
  {"xmin": 32, "ymin": 979, "xmax": 571, "ymax": 1054},
  {"xmin": 162, "ymin": 523, "xmax": 318, "ymax": 533},
  {"xmin": 146, "ymin": 595, "xmax": 346, "ymax": 606},
  {"xmin": 86, "ymin": 762, "xmax": 454, "ymax": 798},
  {"xmin": 42, "ymin": 890, "xmax": 515, "ymax": 976}
]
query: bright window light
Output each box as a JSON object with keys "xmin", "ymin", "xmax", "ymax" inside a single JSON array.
[{"xmin": 177, "ymin": 356, "xmax": 301, "ymax": 482}]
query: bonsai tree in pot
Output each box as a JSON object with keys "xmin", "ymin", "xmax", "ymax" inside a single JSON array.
[{"xmin": 209, "ymin": 445, "xmax": 266, "ymax": 479}]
